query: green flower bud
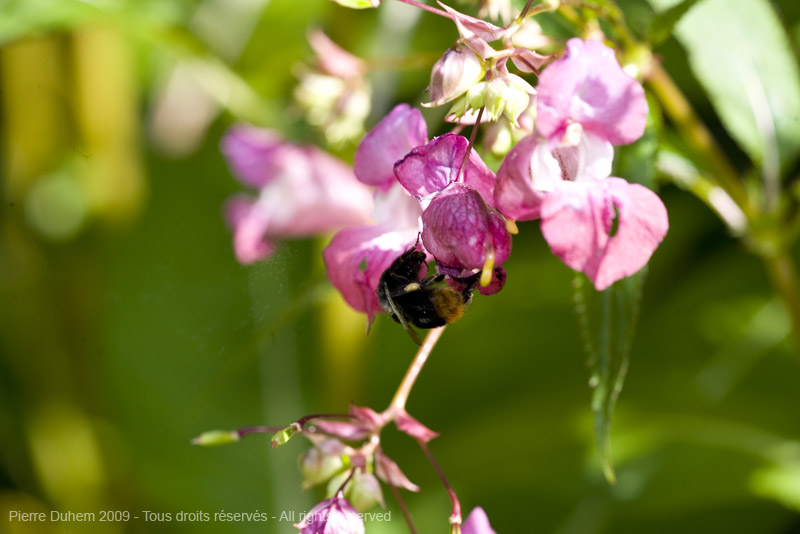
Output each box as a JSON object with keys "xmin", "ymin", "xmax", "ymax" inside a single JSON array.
[
  {"xmin": 191, "ymin": 430, "xmax": 239, "ymax": 446},
  {"xmin": 299, "ymin": 448, "xmax": 345, "ymax": 490}
]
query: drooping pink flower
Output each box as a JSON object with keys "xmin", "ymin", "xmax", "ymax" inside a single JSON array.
[
  {"xmin": 394, "ymin": 134, "xmax": 511, "ymax": 289},
  {"xmin": 325, "ymin": 105, "xmax": 427, "ymax": 323},
  {"xmin": 535, "ymin": 38, "xmax": 647, "ymax": 146},
  {"xmin": 495, "ymin": 133, "xmax": 667, "ymax": 290},
  {"xmin": 222, "ymin": 124, "xmax": 373, "ymax": 264},
  {"xmin": 421, "ymin": 184, "xmax": 510, "ymax": 276},
  {"xmin": 462, "ymin": 507, "xmax": 496, "ymax": 534},
  {"xmin": 323, "ymin": 184, "xmax": 422, "ymax": 323},
  {"xmin": 494, "ymin": 38, "xmax": 665, "ymax": 290},
  {"xmin": 294, "ymin": 497, "xmax": 364, "ymax": 534}
]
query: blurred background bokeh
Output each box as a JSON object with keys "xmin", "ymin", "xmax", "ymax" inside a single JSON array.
[{"xmin": 2, "ymin": 0, "xmax": 800, "ymax": 532}]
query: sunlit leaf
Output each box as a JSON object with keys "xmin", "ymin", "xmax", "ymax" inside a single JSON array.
[{"xmin": 655, "ymin": 0, "xmax": 800, "ymax": 173}]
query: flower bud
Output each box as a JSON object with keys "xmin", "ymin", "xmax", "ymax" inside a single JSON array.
[
  {"xmin": 191, "ymin": 430, "xmax": 239, "ymax": 446},
  {"xmin": 344, "ymin": 470, "xmax": 385, "ymax": 511},
  {"xmin": 424, "ymin": 46, "xmax": 484, "ymax": 107},
  {"xmin": 299, "ymin": 447, "xmax": 345, "ymax": 490},
  {"xmin": 500, "ymin": 73, "xmax": 535, "ymax": 126},
  {"xmin": 484, "ymin": 77, "xmax": 508, "ymax": 122}
]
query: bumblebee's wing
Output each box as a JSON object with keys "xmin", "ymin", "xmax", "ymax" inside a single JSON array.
[{"xmin": 381, "ymin": 281, "xmax": 422, "ymax": 346}]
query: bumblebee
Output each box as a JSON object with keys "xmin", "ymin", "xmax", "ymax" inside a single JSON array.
[{"xmin": 376, "ymin": 247, "xmax": 478, "ymax": 345}]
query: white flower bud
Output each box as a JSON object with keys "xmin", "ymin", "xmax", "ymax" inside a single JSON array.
[{"xmin": 424, "ymin": 46, "xmax": 484, "ymax": 107}]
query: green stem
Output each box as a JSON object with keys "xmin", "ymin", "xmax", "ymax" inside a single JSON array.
[
  {"xmin": 647, "ymin": 62, "xmax": 751, "ymax": 216},
  {"xmin": 763, "ymin": 251, "xmax": 800, "ymax": 355}
]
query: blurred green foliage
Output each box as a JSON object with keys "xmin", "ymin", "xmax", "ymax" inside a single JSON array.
[{"xmin": 1, "ymin": 0, "xmax": 800, "ymax": 533}]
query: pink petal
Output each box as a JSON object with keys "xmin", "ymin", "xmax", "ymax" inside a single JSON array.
[
  {"xmin": 308, "ymin": 29, "xmax": 366, "ymax": 79},
  {"xmin": 509, "ymin": 47, "xmax": 550, "ymax": 73},
  {"xmin": 438, "ymin": 2, "xmax": 506, "ymax": 43},
  {"xmin": 354, "ymin": 104, "xmax": 428, "ymax": 190},
  {"xmin": 221, "ymin": 124, "xmax": 287, "ymax": 188},
  {"xmin": 494, "ymin": 133, "xmax": 614, "ymax": 221},
  {"xmin": 323, "ymin": 224, "xmax": 419, "ymax": 324},
  {"xmin": 244, "ymin": 147, "xmax": 372, "ymax": 237},
  {"xmin": 395, "ymin": 412, "xmax": 439, "ymax": 442},
  {"xmin": 422, "ymin": 184, "xmax": 511, "ymax": 272},
  {"xmin": 349, "ymin": 405, "xmax": 385, "ymax": 429},
  {"xmin": 462, "ymin": 507, "xmax": 496, "ymax": 534},
  {"xmin": 374, "ymin": 451, "xmax": 420, "ymax": 492},
  {"xmin": 394, "ymin": 133, "xmax": 496, "ymax": 206},
  {"xmin": 536, "ymin": 38, "xmax": 647, "ymax": 145},
  {"xmin": 225, "ymin": 195, "xmax": 277, "ymax": 263},
  {"xmin": 540, "ymin": 178, "xmax": 668, "ymax": 291},
  {"xmin": 494, "ymin": 135, "xmax": 548, "ymax": 221},
  {"xmin": 308, "ymin": 420, "xmax": 370, "ymax": 441}
]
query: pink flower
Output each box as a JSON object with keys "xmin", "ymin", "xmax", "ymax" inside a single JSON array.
[
  {"xmin": 323, "ymin": 185, "xmax": 422, "ymax": 323},
  {"xmin": 394, "ymin": 134, "xmax": 511, "ymax": 289},
  {"xmin": 324, "ymin": 105, "xmax": 427, "ymax": 323},
  {"xmin": 535, "ymin": 38, "xmax": 647, "ymax": 146},
  {"xmin": 462, "ymin": 507, "xmax": 496, "ymax": 534},
  {"xmin": 496, "ymin": 134, "xmax": 667, "ymax": 290},
  {"xmin": 494, "ymin": 38, "xmax": 665, "ymax": 290},
  {"xmin": 222, "ymin": 124, "xmax": 373, "ymax": 264},
  {"xmin": 294, "ymin": 497, "xmax": 364, "ymax": 534}
]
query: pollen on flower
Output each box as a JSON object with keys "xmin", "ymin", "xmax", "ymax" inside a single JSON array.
[{"xmin": 480, "ymin": 247, "xmax": 495, "ymax": 287}]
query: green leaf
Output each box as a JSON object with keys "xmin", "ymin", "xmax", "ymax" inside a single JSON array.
[
  {"xmin": 573, "ymin": 269, "xmax": 646, "ymax": 483},
  {"xmin": 656, "ymin": 0, "xmax": 800, "ymax": 173}
]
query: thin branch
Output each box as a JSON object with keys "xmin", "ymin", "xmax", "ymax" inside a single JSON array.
[
  {"xmin": 387, "ymin": 327, "xmax": 446, "ymax": 413},
  {"xmin": 389, "ymin": 483, "xmax": 419, "ymax": 534},
  {"xmin": 458, "ymin": 107, "xmax": 484, "ymax": 183},
  {"xmin": 418, "ymin": 439, "xmax": 462, "ymax": 529}
]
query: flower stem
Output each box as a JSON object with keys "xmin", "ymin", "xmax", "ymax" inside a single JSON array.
[
  {"xmin": 458, "ymin": 107, "xmax": 484, "ymax": 183},
  {"xmin": 236, "ymin": 425, "xmax": 284, "ymax": 438},
  {"xmin": 418, "ymin": 439, "xmax": 462, "ymax": 530},
  {"xmin": 395, "ymin": 0, "xmax": 451, "ymax": 18},
  {"xmin": 388, "ymin": 327, "xmax": 446, "ymax": 412},
  {"xmin": 763, "ymin": 251, "xmax": 800, "ymax": 356},
  {"xmin": 388, "ymin": 482, "xmax": 419, "ymax": 534}
]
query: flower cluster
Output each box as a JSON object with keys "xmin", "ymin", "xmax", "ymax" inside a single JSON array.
[{"xmin": 214, "ymin": 2, "xmax": 671, "ymax": 533}]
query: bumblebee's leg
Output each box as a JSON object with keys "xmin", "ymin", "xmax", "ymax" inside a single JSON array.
[{"xmin": 381, "ymin": 282, "xmax": 422, "ymax": 345}]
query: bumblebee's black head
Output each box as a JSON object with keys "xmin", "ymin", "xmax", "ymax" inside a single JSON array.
[{"xmin": 384, "ymin": 249, "xmax": 427, "ymax": 285}]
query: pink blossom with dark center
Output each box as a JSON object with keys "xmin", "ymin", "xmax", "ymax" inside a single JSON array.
[
  {"xmin": 325, "ymin": 105, "xmax": 427, "ymax": 323},
  {"xmin": 394, "ymin": 134, "xmax": 511, "ymax": 288},
  {"xmin": 323, "ymin": 185, "xmax": 423, "ymax": 324},
  {"xmin": 294, "ymin": 497, "xmax": 364, "ymax": 534},
  {"xmin": 222, "ymin": 124, "xmax": 373, "ymax": 264}
]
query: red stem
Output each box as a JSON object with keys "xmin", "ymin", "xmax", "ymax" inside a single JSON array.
[{"xmin": 418, "ymin": 439, "xmax": 462, "ymax": 529}]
